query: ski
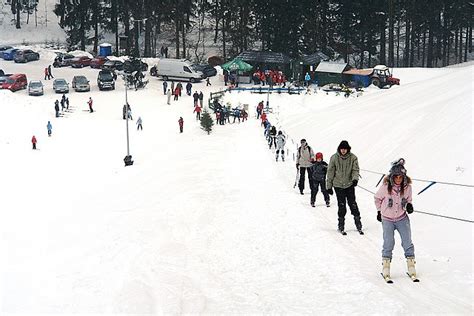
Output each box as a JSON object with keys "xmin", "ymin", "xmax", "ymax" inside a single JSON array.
[
  {"xmin": 381, "ymin": 273, "xmax": 394, "ymax": 284},
  {"xmin": 406, "ymin": 273, "xmax": 420, "ymax": 282}
]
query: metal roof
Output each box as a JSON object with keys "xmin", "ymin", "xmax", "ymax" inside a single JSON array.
[
  {"xmin": 301, "ymin": 51, "xmax": 329, "ymax": 65},
  {"xmin": 235, "ymin": 51, "xmax": 292, "ymax": 64},
  {"xmin": 315, "ymin": 61, "xmax": 349, "ymax": 73}
]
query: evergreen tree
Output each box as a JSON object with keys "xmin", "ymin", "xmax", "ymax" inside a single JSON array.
[{"xmin": 200, "ymin": 110, "xmax": 214, "ymax": 135}]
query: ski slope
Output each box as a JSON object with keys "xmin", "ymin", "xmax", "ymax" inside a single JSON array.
[{"xmin": 0, "ymin": 51, "xmax": 472, "ymax": 314}]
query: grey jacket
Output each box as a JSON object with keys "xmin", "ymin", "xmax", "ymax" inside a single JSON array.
[
  {"xmin": 297, "ymin": 144, "xmax": 315, "ymax": 168},
  {"xmin": 326, "ymin": 152, "xmax": 360, "ymax": 189}
]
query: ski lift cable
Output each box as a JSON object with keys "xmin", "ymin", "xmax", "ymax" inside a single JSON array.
[
  {"xmin": 360, "ymin": 168, "xmax": 474, "ymax": 188},
  {"xmin": 357, "ymin": 185, "xmax": 474, "ymax": 224}
]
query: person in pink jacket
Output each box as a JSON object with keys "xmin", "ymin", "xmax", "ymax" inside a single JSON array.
[{"xmin": 374, "ymin": 158, "xmax": 416, "ymax": 281}]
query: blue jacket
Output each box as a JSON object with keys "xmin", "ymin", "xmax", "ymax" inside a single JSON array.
[
  {"xmin": 47, "ymin": 122, "xmax": 52, "ymax": 130},
  {"xmin": 305, "ymin": 73, "xmax": 311, "ymax": 81}
]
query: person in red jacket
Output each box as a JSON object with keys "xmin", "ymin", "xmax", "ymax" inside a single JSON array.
[
  {"xmin": 31, "ymin": 135, "xmax": 37, "ymax": 149},
  {"xmin": 178, "ymin": 117, "xmax": 184, "ymax": 133},
  {"xmin": 87, "ymin": 97, "xmax": 93, "ymax": 113},
  {"xmin": 44, "ymin": 67, "xmax": 49, "ymax": 80},
  {"xmin": 174, "ymin": 87, "xmax": 179, "ymax": 101},
  {"xmin": 193, "ymin": 105, "xmax": 202, "ymax": 120},
  {"xmin": 260, "ymin": 112, "xmax": 267, "ymax": 126}
]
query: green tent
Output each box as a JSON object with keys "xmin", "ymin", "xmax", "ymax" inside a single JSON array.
[{"xmin": 221, "ymin": 58, "xmax": 253, "ymax": 72}]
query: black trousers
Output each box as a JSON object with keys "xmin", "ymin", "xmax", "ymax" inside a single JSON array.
[
  {"xmin": 310, "ymin": 180, "xmax": 330, "ymax": 204},
  {"xmin": 334, "ymin": 186, "xmax": 362, "ymax": 231},
  {"xmin": 298, "ymin": 167, "xmax": 312, "ymax": 192}
]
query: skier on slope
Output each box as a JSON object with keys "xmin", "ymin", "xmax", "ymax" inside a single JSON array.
[
  {"xmin": 47, "ymin": 121, "xmax": 52, "ymax": 137},
  {"xmin": 309, "ymin": 152, "xmax": 330, "ymax": 207},
  {"xmin": 374, "ymin": 159, "xmax": 416, "ymax": 282},
  {"xmin": 296, "ymin": 139, "xmax": 315, "ymax": 195},
  {"xmin": 326, "ymin": 140, "xmax": 362, "ymax": 235},
  {"xmin": 275, "ymin": 130, "xmax": 286, "ymax": 162},
  {"xmin": 268, "ymin": 125, "xmax": 277, "ymax": 149}
]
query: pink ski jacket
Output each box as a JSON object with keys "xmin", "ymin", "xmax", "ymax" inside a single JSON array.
[{"xmin": 374, "ymin": 181, "xmax": 412, "ymax": 222}]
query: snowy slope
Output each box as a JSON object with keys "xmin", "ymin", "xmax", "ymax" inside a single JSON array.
[{"xmin": 0, "ymin": 51, "xmax": 472, "ymax": 314}]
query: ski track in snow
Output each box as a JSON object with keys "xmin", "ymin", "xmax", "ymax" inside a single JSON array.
[{"xmin": 0, "ymin": 52, "xmax": 472, "ymax": 314}]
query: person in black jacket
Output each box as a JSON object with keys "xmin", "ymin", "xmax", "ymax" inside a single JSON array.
[
  {"xmin": 309, "ymin": 152, "xmax": 330, "ymax": 207},
  {"xmin": 268, "ymin": 125, "xmax": 277, "ymax": 149}
]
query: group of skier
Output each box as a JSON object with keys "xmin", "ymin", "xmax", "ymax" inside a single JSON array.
[
  {"xmin": 293, "ymin": 137, "xmax": 417, "ymax": 282},
  {"xmin": 212, "ymin": 99, "xmax": 248, "ymax": 125}
]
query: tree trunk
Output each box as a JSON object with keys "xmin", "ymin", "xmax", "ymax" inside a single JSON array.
[
  {"xmin": 124, "ymin": 2, "xmax": 131, "ymax": 56},
  {"xmin": 464, "ymin": 27, "xmax": 468, "ymax": 62},
  {"xmin": 175, "ymin": 17, "xmax": 180, "ymax": 59},
  {"xmin": 144, "ymin": 18, "xmax": 152, "ymax": 57},
  {"xmin": 93, "ymin": 8, "xmax": 99, "ymax": 55},
  {"xmin": 181, "ymin": 17, "xmax": 186, "ymax": 58},
  {"xmin": 388, "ymin": 0, "xmax": 395, "ymax": 67},
  {"xmin": 396, "ymin": 11, "xmax": 401, "ymax": 66},
  {"xmin": 16, "ymin": 0, "xmax": 21, "ymax": 29},
  {"xmin": 214, "ymin": 0, "xmax": 220, "ymax": 43},
  {"xmin": 380, "ymin": 16, "xmax": 386, "ymax": 65},
  {"xmin": 458, "ymin": 27, "xmax": 463, "ymax": 64},
  {"xmin": 427, "ymin": 26, "xmax": 434, "ymax": 67},
  {"xmin": 404, "ymin": 17, "xmax": 410, "ymax": 66},
  {"xmin": 422, "ymin": 30, "xmax": 426, "ymax": 67},
  {"xmin": 112, "ymin": 0, "xmax": 118, "ymax": 55},
  {"xmin": 134, "ymin": 20, "xmax": 140, "ymax": 57},
  {"xmin": 409, "ymin": 22, "xmax": 415, "ymax": 67},
  {"xmin": 469, "ymin": 25, "xmax": 472, "ymax": 53}
]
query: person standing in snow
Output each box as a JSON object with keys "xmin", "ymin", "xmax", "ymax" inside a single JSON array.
[
  {"xmin": 304, "ymin": 72, "xmax": 311, "ymax": 87},
  {"xmin": 167, "ymin": 89, "xmax": 172, "ymax": 105},
  {"xmin": 194, "ymin": 104, "xmax": 202, "ymax": 120},
  {"xmin": 193, "ymin": 91, "xmax": 199, "ymax": 106},
  {"xmin": 206, "ymin": 77, "xmax": 211, "ymax": 86},
  {"xmin": 326, "ymin": 140, "xmax": 362, "ymax": 234},
  {"xmin": 309, "ymin": 152, "xmax": 330, "ymax": 207},
  {"xmin": 374, "ymin": 159, "xmax": 416, "ymax": 281},
  {"xmin": 31, "ymin": 135, "xmax": 37, "ymax": 149},
  {"xmin": 54, "ymin": 100, "xmax": 60, "ymax": 117},
  {"xmin": 296, "ymin": 139, "xmax": 315, "ymax": 195},
  {"xmin": 171, "ymin": 81, "xmax": 175, "ymax": 94},
  {"xmin": 174, "ymin": 87, "xmax": 179, "ymax": 101},
  {"xmin": 65, "ymin": 97, "xmax": 70, "ymax": 110},
  {"xmin": 163, "ymin": 80, "xmax": 168, "ymax": 95},
  {"xmin": 186, "ymin": 82, "xmax": 192, "ymax": 96},
  {"xmin": 87, "ymin": 97, "xmax": 93, "ymax": 113},
  {"xmin": 44, "ymin": 67, "xmax": 49, "ymax": 80},
  {"xmin": 47, "ymin": 121, "xmax": 52, "ymax": 137},
  {"xmin": 198, "ymin": 91, "xmax": 204, "ymax": 107},
  {"xmin": 178, "ymin": 117, "xmax": 184, "ymax": 133},
  {"xmin": 256, "ymin": 101, "xmax": 264, "ymax": 119},
  {"xmin": 275, "ymin": 130, "xmax": 286, "ymax": 162},
  {"xmin": 176, "ymin": 82, "xmax": 183, "ymax": 96},
  {"xmin": 268, "ymin": 125, "xmax": 277, "ymax": 149},
  {"xmin": 136, "ymin": 116, "xmax": 143, "ymax": 130},
  {"xmin": 48, "ymin": 65, "xmax": 54, "ymax": 79}
]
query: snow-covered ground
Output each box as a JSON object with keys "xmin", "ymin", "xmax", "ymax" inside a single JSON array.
[{"xmin": 0, "ymin": 49, "xmax": 472, "ymax": 314}]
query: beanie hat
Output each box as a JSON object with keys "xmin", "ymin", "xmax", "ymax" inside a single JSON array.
[
  {"xmin": 337, "ymin": 140, "xmax": 351, "ymax": 152},
  {"xmin": 389, "ymin": 158, "xmax": 407, "ymax": 185},
  {"xmin": 301, "ymin": 138, "xmax": 307, "ymax": 143},
  {"xmin": 315, "ymin": 152, "xmax": 323, "ymax": 160}
]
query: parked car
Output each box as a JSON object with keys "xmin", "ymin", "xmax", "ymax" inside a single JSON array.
[
  {"xmin": 90, "ymin": 56, "xmax": 108, "ymax": 69},
  {"xmin": 0, "ymin": 45, "xmax": 13, "ymax": 58},
  {"xmin": 53, "ymin": 78, "xmax": 69, "ymax": 93},
  {"xmin": 53, "ymin": 52, "xmax": 75, "ymax": 67},
  {"xmin": 28, "ymin": 80, "xmax": 44, "ymax": 96},
  {"xmin": 102, "ymin": 60, "xmax": 124, "ymax": 71},
  {"xmin": 154, "ymin": 59, "xmax": 204, "ymax": 82},
  {"xmin": 97, "ymin": 70, "xmax": 115, "ymax": 91},
  {"xmin": 72, "ymin": 75, "xmax": 90, "ymax": 92},
  {"xmin": 1, "ymin": 74, "xmax": 28, "ymax": 91},
  {"xmin": 0, "ymin": 73, "xmax": 13, "ymax": 85},
  {"xmin": 192, "ymin": 64, "xmax": 217, "ymax": 78},
  {"xmin": 2, "ymin": 48, "xmax": 19, "ymax": 60},
  {"xmin": 0, "ymin": 69, "xmax": 4, "ymax": 76},
  {"xmin": 71, "ymin": 56, "xmax": 92, "ymax": 68},
  {"xmin": 14, "ymin": 49, "xmax": 40, "ymax": 63}
]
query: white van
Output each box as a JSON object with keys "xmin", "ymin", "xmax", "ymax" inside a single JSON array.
[{"xmin": 155, "ymin": 59, "xmax": 204, "ymax": 82}]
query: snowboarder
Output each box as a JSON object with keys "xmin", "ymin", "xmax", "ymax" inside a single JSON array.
[
  {"xmin": 46, "ymin": 121, "xmax": 52, "ymax": 137},
  {"xmin": 296, "ymin": 139, "xmax": 315, "ymax": 195},
  {"xmin": 163, "ymin": 80, "xmax": 168, "ymax": 95},
  {"xmin": 374, "ymin": 159, "xmax": 416, "ymax": 282},
  {"xmin": 167, "ymin": 89, "xmax": 172, "ymax": 105},
  {"xmin": 198, "ymin": 91, "xmax": 204, "ymax": 107},
  {"xmin": 194, "ymin": 105, "xmax": 202, "ymax": 120},
  {"xmin": 178, "ymin": 117, "xmax": 184, "ymax": 133},
  {"xmin": 31, "ymin": 135, "xmax": 37, "ymax": 149},
  {"xmin": 326, "ymin": 140, "xmax": 362, "ymax": 235},
  {"xmin": 309, "ymin": 152, "xmax": 330, "ymax": 207},
  {"xmin": 136, "ymin": 116, "xmax": 143, "ymax": 130},
  {"xmin": 206, "ymin": 77, "xmax": 211, "ymax": 86},
  {"xmin": 87, "ymin": 97, "xmax": 93, "ymax": 113},
  {"xmin": 275, "ymin": 130, "xmax": 286, "ymax": 162},
  {"xmin": 54, "ymin": 100, "xmax": 60, "ymax": 117}
]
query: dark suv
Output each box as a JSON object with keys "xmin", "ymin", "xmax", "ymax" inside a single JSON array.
[
  {"xmin": 14, "ymin": 49, "xmax": 40, "ymax": 63},
  {"xmin": 97, "ymin": 70, "xmax": 115, "ymax": 90}
]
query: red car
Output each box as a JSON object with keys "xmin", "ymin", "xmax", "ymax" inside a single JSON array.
[
  {"xmin": 90, "ymin": 56, "xmax": 108, "ymax": 69},
  {"xmin": 71, "ymin": 56, "xmax": 92, "ymax": 68},
  {"xmin": 1, "ymin": 74, "xmax": 28, "ymax": 91}
]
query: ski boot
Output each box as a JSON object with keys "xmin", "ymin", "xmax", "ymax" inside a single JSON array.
[
  {"xmin": 407, "ymin": 257, "xmax": 417, "ymax": 279},
  {"xmin": 382, "ymin": 258, "xmax": 393, "ymax": 283},
  {"xmin": 325, "ymin": 200, "xmax": 330, "ymax": 207}
]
